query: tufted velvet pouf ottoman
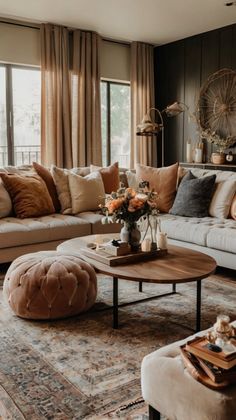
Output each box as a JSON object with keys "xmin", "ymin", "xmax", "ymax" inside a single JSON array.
[{"xmin": 3, "ymin": 251, "xmax": 97, "ymax": 320}]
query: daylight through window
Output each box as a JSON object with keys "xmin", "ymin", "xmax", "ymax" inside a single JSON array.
[
  {"xmin": 0, "ymin": 65, "xmax": 41, "ymax": 166},
  {"xmin": 101, "ymin": 80, "xmax": 131, "ymax": 168}
]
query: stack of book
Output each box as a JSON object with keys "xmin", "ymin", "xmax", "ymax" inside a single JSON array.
[{"xmin": 180, "ymin": 336, "xmax": 236, "ymax": 389}]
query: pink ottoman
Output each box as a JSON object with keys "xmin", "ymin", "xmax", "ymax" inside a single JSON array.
[{"xmin": 3, "ymin": 251, "xmax": 97, "ymax": 320}]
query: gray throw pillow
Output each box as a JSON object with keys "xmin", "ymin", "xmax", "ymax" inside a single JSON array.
[{"xmin": 169, "ymin": 171, "xmax": 216, "ymax": 217}]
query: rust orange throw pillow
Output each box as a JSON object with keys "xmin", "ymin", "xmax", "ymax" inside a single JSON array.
[
  {"xmin": 33, "ymin": 161, "xmax": 61, "ymax": 212},
  {"xmin": 90, "ymin": 162, "xmax": 120, "ymax": 193},
  {"xmin": 0, "ymin": 173, "xmax": 55, "ymax": 218},
  {"xmin": 136, "ymin": 162, "xmax": 179, "ymax": 213},
  {"xmin": 230, "ymin": 194, "xmax": 236, "ymax": 220}
]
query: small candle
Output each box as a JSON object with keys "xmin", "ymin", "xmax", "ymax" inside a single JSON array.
[
  {"xmin": 186, "ymin": 141, "xmax": 192, "ymax": 163},
  {"xmin": 141, "ymin": 238, "xmax": 151, "ymax": 252},
  {"xmin": 95, "ymin": 235, "xmax": 103, "ymax": 251},
  {"xmin": 157, "ymin": 232, "xmax": 168, "ymax": 250}
]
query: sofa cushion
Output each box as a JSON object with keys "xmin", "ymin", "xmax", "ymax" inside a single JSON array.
[
  {"xmin": 76, "ymin": 212, "xmax": 122, "ymax": 234},
  {"xmin": 0, "ymin": 181, "xmax": 12, "ymax": 218},
  {"xmin": 230, "ymin": 194, "xmax": 236, "ymax": 220},
  {"xmin": 159, "ymin": 214, "xmax": 213, "ymax": 246},
  {"xmin": 0, "ymin": 214, "xmax": 91, "ymax": 249},
  {"xmin": 0, "ymin": 173, "xmax": 55, "ymax": 218},
  {"xmin": 206, "ymin": 220, "xmax": 236, "ymax": 253},
  {"xmin": 33, "ymin": 162, "xmax": 61, "ymax": 212},
  {"xmin": 136, "ymin": 162, "xmax": 179, "ymax": 213},
  {"xmin": 90, "ymin": 162, "xmax": 120, "ymax": 193},
  {"xmin": 209, "ymin": 179, "xmax": 236, "ymax": 219},
  {"xmin": 51, "ymin": 165, "xmax": 91, "ymax": 214},
  {"xmin": 160, "ymin": 213, "xmax": 236, "ymax": 252},
  {"xmin": 126, "ymin": 170, "xmax": 139, "ymax": 189},
  {"xmin": 68, "ymin": 171, "xmax": 105, "ymax": 214},
  {"xmin": 170, "ymin": 171, "xmax": 216, "ymax": 217}
]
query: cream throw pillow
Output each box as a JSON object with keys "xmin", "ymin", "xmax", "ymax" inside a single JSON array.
[
  {"xmin": 68, "ymin": 171, "xmax": 105, "ymax": 214},
  {"xmin": 126, "ymin": 171, "xmax": 139, "ymax": 190},
  {"xmin": 230, "ymin": 194, "xmax": 236, "ymax": 220},
  {"xmin": 51, "ymin": 165, "xmax": 91, "ymax": 214},
  {"xmin": 0, "ymin": 181, "xmax": 12, "ymax": 218},
  {"xmin": 209, "ymin": 179, "xmax": 236, "ymax": 219}
]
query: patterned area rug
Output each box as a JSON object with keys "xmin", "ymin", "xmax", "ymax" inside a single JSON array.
[{"xmin": 0, "ymin": 267, "xmax": 235, "ymax": 419}]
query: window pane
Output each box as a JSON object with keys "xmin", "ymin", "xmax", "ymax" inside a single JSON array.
[
  {"xmin": 12, "ymin": 67, "xmax": 41, "ymax": 165},
  {"xmin": 101, "ymin": 81, "xmax": 107, "ymax": 166},
  {"xmin": 0, "ymin": 67, "xmax": 7, "ymax": 166},
  {"xmin": 110, "ymin": 83, "xmax": 130, "ymax": 168}
]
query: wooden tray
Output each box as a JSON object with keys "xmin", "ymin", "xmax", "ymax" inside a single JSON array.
[{"xmin": 79, "ymin": 247, "xmax": 168, "ymax": 266}]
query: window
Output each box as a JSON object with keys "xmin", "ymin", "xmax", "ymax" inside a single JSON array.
[
  {"xmin": 0, "ymin": 65, "xmax": 41, "ymax": 166},
  {"xmin": 101, "ymin": 80, "xmax": 131, "ymax": 168}
]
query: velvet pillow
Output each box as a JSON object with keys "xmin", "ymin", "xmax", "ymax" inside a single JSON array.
[
  {"xmin": 0, "ymin": 173, "xmax": 55, "ymax": 219},
  {"xmin": 169, "ymin": 171, "xmax": 216, "ymax": 217},
  {"xmin": 33, "ymin": 162, "xmax": 61, "ymax": 212},
  {"xmin": 68, "ymin": 171, "xmax": 105, "ymax": 214},
  {"xmin": 90, "ymin": 162, "xmax": 120, "ymax": 193},
  {"xmin": 230, "ymin": 194, "xmax": 236, "ymax": 220},
  {"xmin": 136, "ymin": 162, "xmax": 179, "ymax": 213}
]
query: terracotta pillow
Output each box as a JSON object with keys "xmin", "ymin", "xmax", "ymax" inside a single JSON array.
[
  {"xmin": 230, "ymin": 194, "xmax": 236, "ymax": 220},
  {"xmin": 0, "ymin": 173, "xmax": 55, "ymax": 219},
  {"xmin": 90, "ymin": 162, "xmax": 120, "ymax": 193},
  {"xmin": 136, "ymin": 162, "xmax": 179, "ymax": 213},
  {"xmin": 33, "ymin": 162, "xmax": 61, "ymax": 212}
]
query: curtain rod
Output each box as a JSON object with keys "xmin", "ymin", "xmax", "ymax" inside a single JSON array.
[
  {"xmin": 0, "ymin": 18, "xmax": 131, "ymax": 45},
  {"xmin": 0, "ymin": 18, "xmax": 40, "ymax": 30}
]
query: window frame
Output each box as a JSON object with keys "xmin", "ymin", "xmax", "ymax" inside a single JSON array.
[
  {"xmin": 101, "ymin": 79, "xmax": 130, "ymax": 167},
  {"xmin": 0, "ymin": 63, "xmax": 40, "ymax": 166}
]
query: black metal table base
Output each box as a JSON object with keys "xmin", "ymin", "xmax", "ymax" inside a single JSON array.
[{"xmin": 112, "ymin": 278, "xmax": 202, "ymax": 332}]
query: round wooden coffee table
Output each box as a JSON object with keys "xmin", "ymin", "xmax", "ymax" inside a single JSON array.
[{"xmin": 57, "ymin": 234, "xmax": 216, "ymax": 331}]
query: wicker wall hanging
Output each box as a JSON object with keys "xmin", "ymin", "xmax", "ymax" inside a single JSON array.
[{"xmin": 196, "ymin": 68, "xmax": 236, "ymax": 158}]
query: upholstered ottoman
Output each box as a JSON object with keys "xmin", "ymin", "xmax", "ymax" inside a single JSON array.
[
  {"xmin": 3, "ymin": 251, "xmax": 97, "ymax": 320},
  {"xmin": 141, "ymin": 322, "xmax": 236, "ymax": 420}
]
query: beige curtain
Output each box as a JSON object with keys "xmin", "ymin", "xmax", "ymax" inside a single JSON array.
[
  {"xmin": 41, "ymin": 24, "xmax": 72, "ymax": 167},
  {"xmin": 71, "ymin": 30, "xmax": 102, "ymax": 166},
  {"xmin": 40, "ymin": 24, "xmax": 102, "ymax": 168},
  {"xmin": 131, "ymin": 42, "xmax": 156, "ymax": 168}
]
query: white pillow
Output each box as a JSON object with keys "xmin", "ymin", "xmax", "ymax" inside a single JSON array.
[
  {"xmin": 51, "ymin": 165, "xmax": 91, "ymax": 214},
  {"xmin": 68, "ymin": 171, "xmax": 105, "ymax": 214},
  {"xmin": 209, "ymin": 179, "xmax": 236, "ymax": 219},
  {"xmin": 126, "ymin": 170, "xmax": 139, "ymax": 189},
  {"xmin": 0, "ymin": 181, "xmax": 12, "ymax": 218}
]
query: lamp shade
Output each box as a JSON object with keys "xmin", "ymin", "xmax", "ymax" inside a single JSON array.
[
  {"xmin": 164, "ymin": 101, "xmax": 187, "ymax": 117},
  {"xmin": 136, "ymin": 108, "xmax": 164, "ymax": 134}
]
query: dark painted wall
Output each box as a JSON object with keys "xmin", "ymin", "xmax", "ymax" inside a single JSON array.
[{"xmin": 154, "ymin": 24, "xmax": 236, "ymax": 166}]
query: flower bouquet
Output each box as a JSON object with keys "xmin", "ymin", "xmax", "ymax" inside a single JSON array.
[{"xmin": 100, "ymin": 183, "xmax": 159, "ymax": 250}]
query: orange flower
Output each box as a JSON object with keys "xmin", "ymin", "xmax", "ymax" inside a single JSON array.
[
  {"xmin": 128, "ymin": 197, "xmax": 145, "ymax": 212},
  {"xmin": 125, "ymin": 187, "xmax": 136, "ymax": 198},
  {"xmin": 106, "ymin": 198, "xmax": 124, "ymax": 213}
]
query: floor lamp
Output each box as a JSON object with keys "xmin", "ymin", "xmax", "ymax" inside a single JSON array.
[{"xmin": 136, "ymin": 102, "xmax": 188, "ymax": 166}]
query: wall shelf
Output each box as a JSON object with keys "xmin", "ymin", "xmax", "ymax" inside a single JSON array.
[{"xmin": 180, "ymin": 162, "xmax": 236, "ymax": 172}]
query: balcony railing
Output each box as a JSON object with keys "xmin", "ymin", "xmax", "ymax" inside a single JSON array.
[{"xmin": 0, "ymin": 145, "xmax": 41, "ymax": 166}]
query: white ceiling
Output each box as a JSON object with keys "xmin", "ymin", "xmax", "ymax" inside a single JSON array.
[{"xmin": 0, "ymin": 0, "xmax": 235, "ymax": 45}]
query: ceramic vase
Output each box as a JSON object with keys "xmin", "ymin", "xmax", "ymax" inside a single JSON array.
[{"xmin": 120, "ymin": 222, "xmax": 141, "ymax": 250}]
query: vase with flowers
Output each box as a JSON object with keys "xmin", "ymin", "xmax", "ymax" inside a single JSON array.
[{"xmin": 100, "ymin": 184, "xmax": 159, "ymax": 250}]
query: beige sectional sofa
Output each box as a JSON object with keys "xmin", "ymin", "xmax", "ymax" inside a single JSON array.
[
  {"xmin": 0, "ymin": 164, "xmax": 122, "ymax": 264},
  {"xmin": 159, "ymin": 168, "xmax": 236, "ymax": 270},
  {"xmin": 0, "ymin": 165, "xmax": 235, "ymax": 271},
  {"xmin": 0, "ymin": 212, "xmax": 121, "ymax": 264}
]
